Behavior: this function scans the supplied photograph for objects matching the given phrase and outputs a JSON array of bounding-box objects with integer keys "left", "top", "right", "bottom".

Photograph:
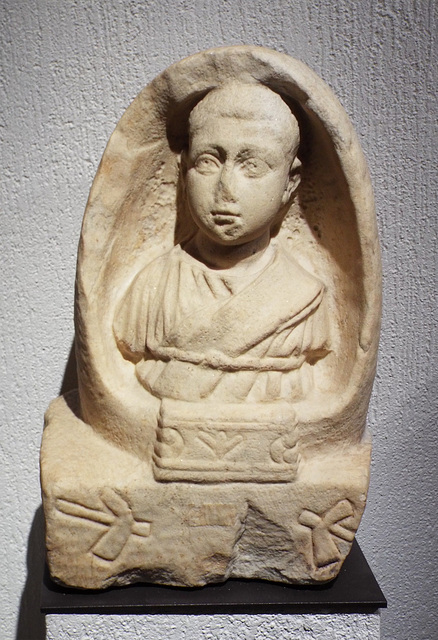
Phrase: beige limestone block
[{"left": 41, "top": 46, "right": 380, "bottom": 589}]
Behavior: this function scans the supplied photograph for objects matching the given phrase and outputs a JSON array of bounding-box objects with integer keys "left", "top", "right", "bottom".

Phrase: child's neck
[{"left": 187, "top": 230, "right": 274, "bottom": 275}]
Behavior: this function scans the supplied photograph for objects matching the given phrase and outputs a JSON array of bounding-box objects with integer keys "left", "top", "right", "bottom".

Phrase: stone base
[
  {"left": 41, "top": 392, "right": 371, "bottom": 589},
  {"left": 46, "top": 613, "right": 381, "bottom": 640}
]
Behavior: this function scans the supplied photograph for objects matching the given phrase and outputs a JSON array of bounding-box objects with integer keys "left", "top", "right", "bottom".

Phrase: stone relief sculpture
[{"left": 41, "top": 46, "right": 381, "bottom": 589}]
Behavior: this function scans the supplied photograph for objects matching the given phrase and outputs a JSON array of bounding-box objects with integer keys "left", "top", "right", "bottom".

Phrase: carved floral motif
[
  {"left": 56, "top": 488, "right": 151, "bottom": 561},
  {"left": 153, "top": 400, "right": 299, "bottom": 482},
  {"left": 299, "top": 499, "right": 356, "bottom": 567},
  {"left": 197, "top": 430, "right": 244, "bottom": 458}
]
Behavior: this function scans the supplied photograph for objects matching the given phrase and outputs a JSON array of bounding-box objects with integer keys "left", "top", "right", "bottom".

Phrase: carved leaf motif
[
  {"left": 298, "top": 499, "right": 356, "bottom": 568},
  {"left": 56, "top": 488, "right": 151, "bottom": 562},
  {"left": 197, "top": 430, "right": 244, "bottom": 459}
]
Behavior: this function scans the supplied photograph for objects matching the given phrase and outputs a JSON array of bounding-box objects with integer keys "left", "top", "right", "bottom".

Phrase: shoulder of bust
[
  {"left": 127, "top": 244, "right": 183, "bottom": 287},
  {"left": 275, "top": 242, "right": 325, "bottom": 295}
]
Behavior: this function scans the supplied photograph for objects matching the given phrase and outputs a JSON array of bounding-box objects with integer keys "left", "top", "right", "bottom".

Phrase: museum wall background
[{"left": 1, "top": 1, "right": 436, "bottom": 638}]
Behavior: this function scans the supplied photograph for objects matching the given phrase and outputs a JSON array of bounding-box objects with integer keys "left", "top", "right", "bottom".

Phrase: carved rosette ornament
[{"left": 40, "top": 46, "right": 381, "bottom": 589}]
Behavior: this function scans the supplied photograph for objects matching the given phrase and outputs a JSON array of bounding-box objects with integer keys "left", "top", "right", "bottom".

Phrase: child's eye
[
  {"left": 240, "top": 158, "right": 269, "bottom": 177},
  {"left": 194, "top": 154, "right": 221, "bottom": 174}
]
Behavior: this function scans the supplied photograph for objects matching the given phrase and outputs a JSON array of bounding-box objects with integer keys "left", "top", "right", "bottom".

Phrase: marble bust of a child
[
  {"left": 114, "top": 83, "right": 330, "bottom": 408},
  {"left": 41, "top": 47, "right": 380, "bottom": 589}
]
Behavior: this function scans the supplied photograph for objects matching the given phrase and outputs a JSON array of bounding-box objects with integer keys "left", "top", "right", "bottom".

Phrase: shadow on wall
[
  {"left": 15, "top": 506, "right": 46, "bottom": 640},
  {"left": 16, "top": 340, "right": 77, "bottom": 640},
  {"left": 60, "top": 339, "right": 78, "bottom": 395}
]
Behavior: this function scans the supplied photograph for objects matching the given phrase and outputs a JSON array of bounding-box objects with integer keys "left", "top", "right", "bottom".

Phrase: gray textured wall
[
  {"left": 45, "top": 613, "right": 381, "bottom": 639},
  {"left": 1, "top": 1, "right": 436, "bottom": 639}
]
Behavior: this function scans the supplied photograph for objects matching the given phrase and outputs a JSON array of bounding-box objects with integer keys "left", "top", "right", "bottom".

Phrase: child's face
[{"left": 185, "top": 114, "right": 296, "bottom": 247}]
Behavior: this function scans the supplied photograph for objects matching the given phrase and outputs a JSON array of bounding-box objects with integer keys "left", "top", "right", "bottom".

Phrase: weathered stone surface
[
  {"left": 42, "top": 392, "right": 370, "bottom": 588},
  {"left": 41, "top": 46, "right": 380, "bottom": 589}
]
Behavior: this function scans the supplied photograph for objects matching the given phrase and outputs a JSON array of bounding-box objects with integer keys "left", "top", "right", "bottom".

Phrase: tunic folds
[{"left": 114, "top": 242, "right": 330, "bottom": 403}]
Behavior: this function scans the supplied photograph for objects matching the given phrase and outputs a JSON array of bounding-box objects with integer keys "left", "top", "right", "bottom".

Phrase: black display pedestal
[{"left": 41, "top": 540, "right": 386, "bottom": 615}]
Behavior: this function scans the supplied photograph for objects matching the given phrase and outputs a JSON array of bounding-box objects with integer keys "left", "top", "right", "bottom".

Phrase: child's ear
[{"left": 282, "top": 156, "right": 301, "bottom": 205}]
